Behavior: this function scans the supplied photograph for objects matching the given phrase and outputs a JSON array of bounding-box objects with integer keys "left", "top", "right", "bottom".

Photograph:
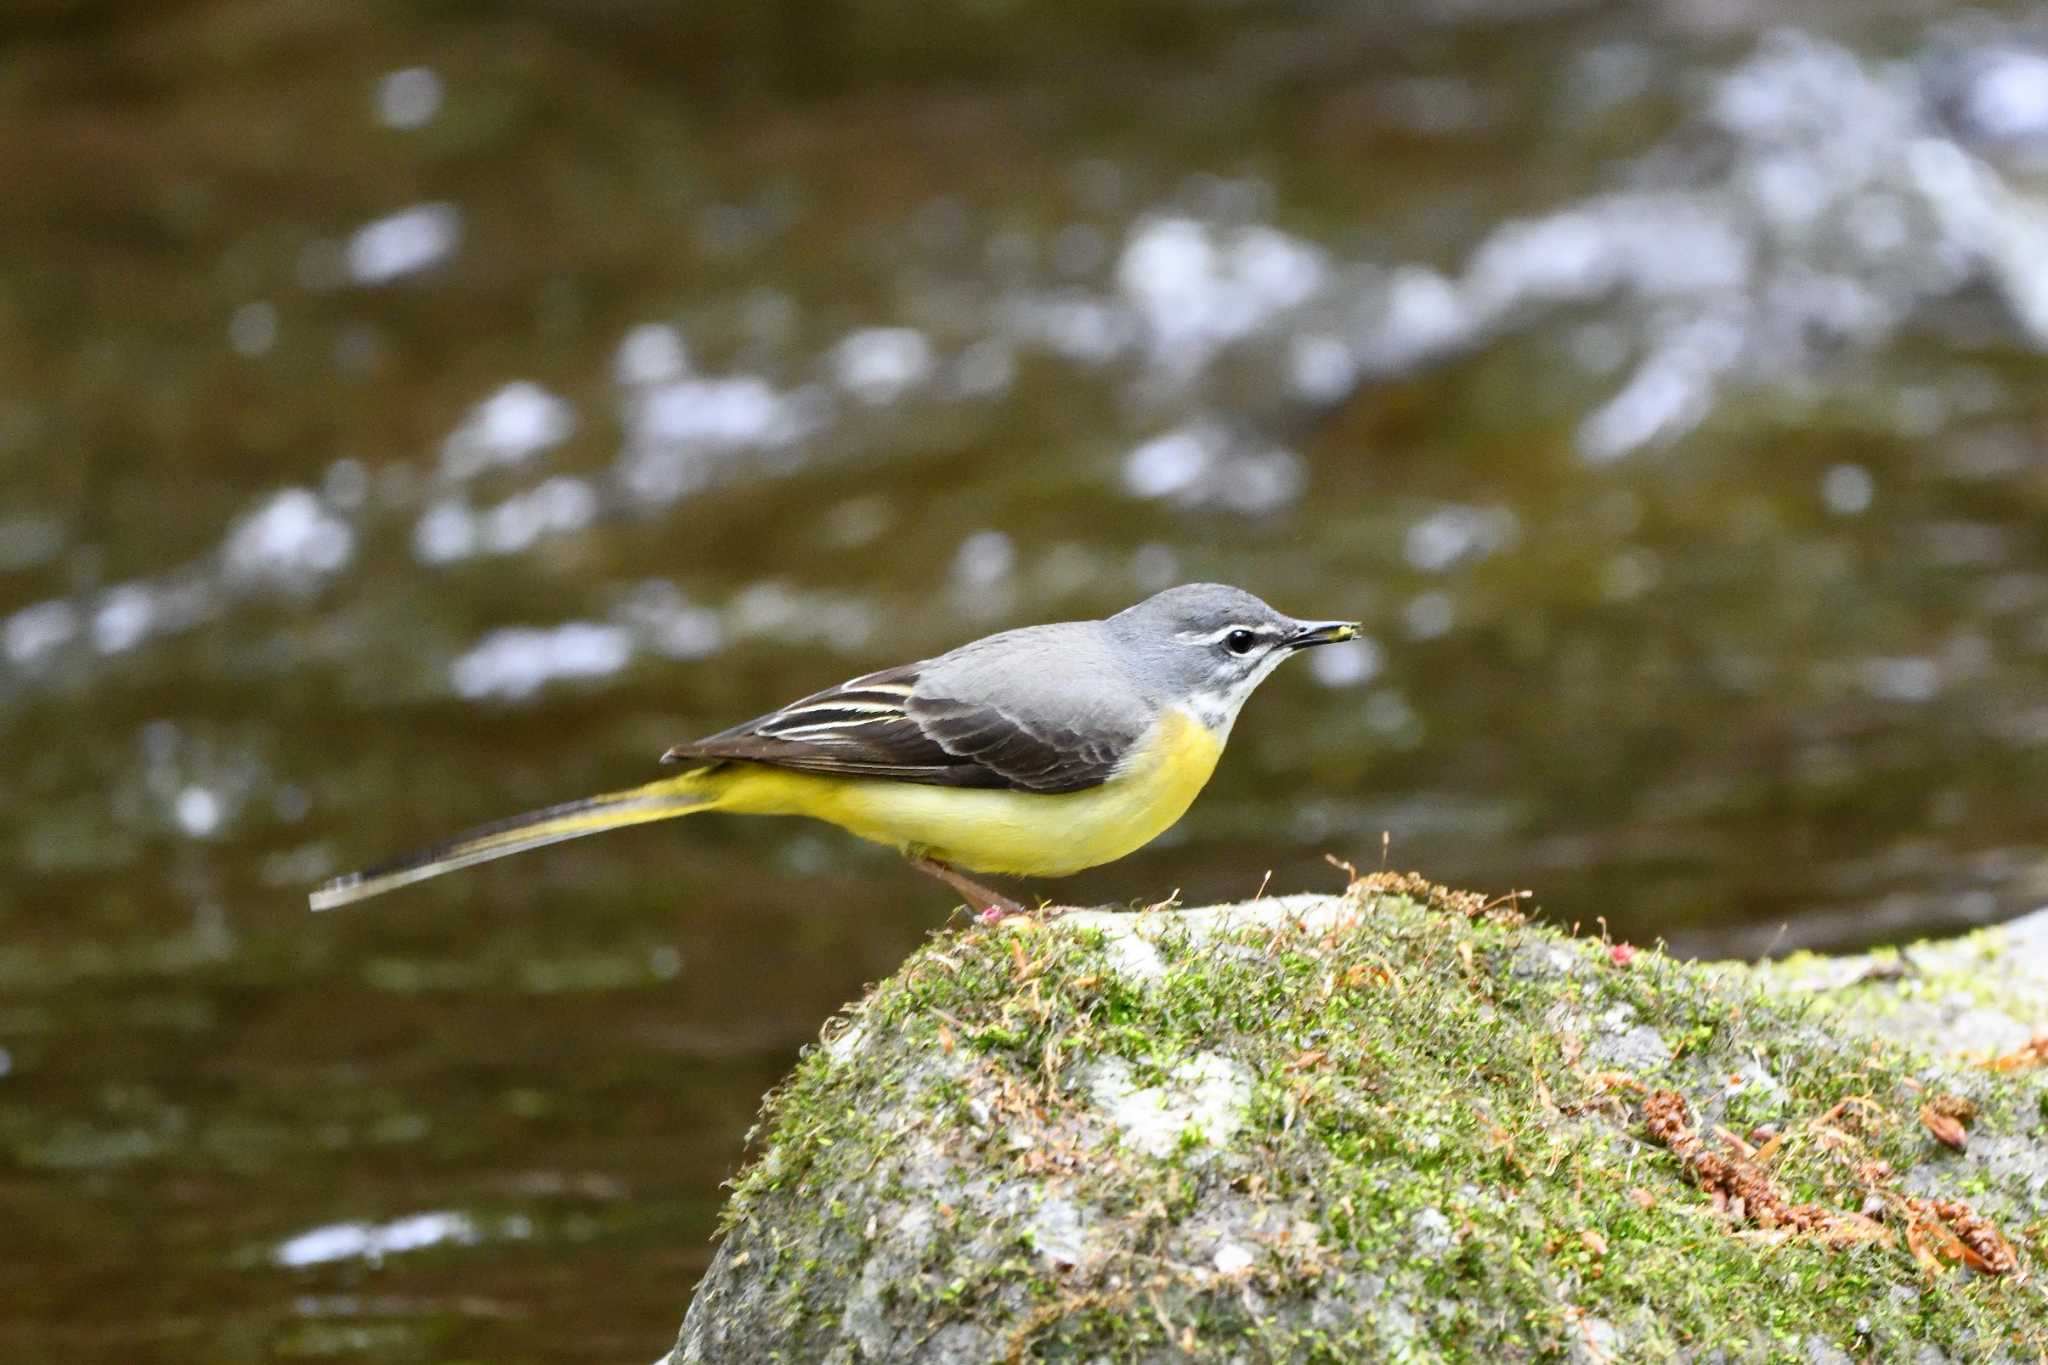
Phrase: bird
[{"left": 309, "top": 583, "right": 1358, "bottom": 919}]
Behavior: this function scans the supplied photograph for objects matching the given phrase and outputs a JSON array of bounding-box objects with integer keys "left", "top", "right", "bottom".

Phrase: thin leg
[{"left": 911, "top": 856, "right": 1025, "bottom": 924}]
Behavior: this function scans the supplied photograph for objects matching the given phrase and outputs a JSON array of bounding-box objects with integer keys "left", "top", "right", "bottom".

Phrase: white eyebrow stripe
[{"left": 1175, "top": 623, "right": 1284, "bottom": 645}]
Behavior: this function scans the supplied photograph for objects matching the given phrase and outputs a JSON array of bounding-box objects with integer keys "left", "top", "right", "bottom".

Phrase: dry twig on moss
[{"left": 1345, "top": 869, "right": 1528, "bottom": 926}]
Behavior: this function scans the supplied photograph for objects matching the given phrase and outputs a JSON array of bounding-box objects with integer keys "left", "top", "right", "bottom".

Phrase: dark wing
[
  {"left": 660, "top": 659, "right": 1133, "bottom": 793},
  {"left": 906, "top": 692, "right": 1131, "bottom": 792},
  {"left": 662, "top": 662, "right": 983, "bottom": 786}
]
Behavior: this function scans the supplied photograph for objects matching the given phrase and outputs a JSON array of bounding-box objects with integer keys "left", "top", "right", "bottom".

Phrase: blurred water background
[{"left": 7, "top": 0, "right": 2048, "bottom": 1359}]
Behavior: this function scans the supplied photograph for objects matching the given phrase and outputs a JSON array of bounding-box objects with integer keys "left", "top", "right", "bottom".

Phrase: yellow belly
[{"left": 703, "top": 709, "right": 1225, "bottom": 877}]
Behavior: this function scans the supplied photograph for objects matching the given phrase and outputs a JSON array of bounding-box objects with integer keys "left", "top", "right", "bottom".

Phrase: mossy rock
[
  {"left": 1747, "top": 907, "right": 2048, "bottom": 1058},
  {"left": 668, "top": 886, "right": 2048, "bottom": 1363}
]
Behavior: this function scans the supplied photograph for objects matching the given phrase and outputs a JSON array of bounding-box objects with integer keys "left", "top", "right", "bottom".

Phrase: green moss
[{"left": 693, "top": 889, "right": 2048, "bottom": 1363}]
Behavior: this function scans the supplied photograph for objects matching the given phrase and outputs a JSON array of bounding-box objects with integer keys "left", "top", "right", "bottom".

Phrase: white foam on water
[
  {"left": 376, "top": 67, "right": 443, "bottom": 130},
  {"left": 1000, "top": 291, "right": 1132, "bottom": 364},
  {"left": 1403, "top": 505, "right": 1520, "bottom": 573},
  {"left": 728, "top": 582, "right": 875, "bottom": 651},
  {"left": 832, "top": 328, "right": 934, "bottom": 404},
  {"left": 441, "top": 381, "right": 577, "bottom": 479},
  {"left": 1211, "top": 448, "right": 1305, "bottom": 514},
  {"left": 5, "top": 600, "right": 78, "bottom": 668},
  {"left": 613, "top": 580, "right": 726, "bottom": 661},
  {"left": 615, "top": 323, "right": 690, "bottom": 387},
  {"left": 1310, "top": 636, "right": 1382, "bottom": 688},
  {"left": 92, "top": 585, "right": 156, "bottom": 655},
  {"left": 1120, "top": 423, "right": 1306, "bottom": 514},
  {"left": 272, "top": 1211, "right": 480, "bottom": 1268},
  {"left": 479, "top": 478, "right": 599, "bottom": 556},
  {"left": 950, "top": 530, "right": 1015, "bottom": 590},
  {"left": 450, "top": 623, "right": 635, "bottom": 701},
  {"left": 1287, "top": 333, "right": 1355, "bottom": 402},
  {"left": 220, "top": 490, "right": 355, "bottom": 592},
  {"left": 1960, "top": 49, "right": 2048, "bottom": 141},
  {"left": 1118, "top": 218, "right": 1328, "bottom": 376},
  {"left": 346, "top": 202, "right": 461, "bottom": 285},
  {"left": 1358, "top": 266, "right": 1475, "bottom": 371},
  {"left": 412, "top": 498, "right": 478, "bottom": 564},
  {"left": 632, "top": 376, "right": 797, "bottom": 447},
  {"left": 1822, "top": 463, "right": 1876, "bottom": 515},
  {"left": 175, "top": 786, "right": 222, "bottom": 838},
  {"left": 1123, "top": 426, "right": 1217, "bottom": 500}
]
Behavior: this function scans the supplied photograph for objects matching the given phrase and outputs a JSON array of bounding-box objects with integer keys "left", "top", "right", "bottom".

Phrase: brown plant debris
[
  {"left": 1917, "top": 1096, "right": 1974, "bottom": 1152},
  {"left": 1903, "top": 1199, "right": 2018, "bottom": 1276},
  {"left": 1344, "top": 868, "right": 1528, "bottom": 926},
  {"left": 1641, "top": 1091, "right": 2015, "bottom": 1274},
  {"left": 1923, "top": 1092, "right": 1978, "bottom": 1124},
  {"left": 1980, "top": 1034, "right": 2048, "bottom": 1072},
  {"left": 1642, "top": 1091, "right": 1830, "bottom": 1233}
]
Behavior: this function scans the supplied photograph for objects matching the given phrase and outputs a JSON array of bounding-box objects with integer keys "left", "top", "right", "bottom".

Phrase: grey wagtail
[{"left": 309, "top": 583, "right": 1357, "bottom": 919}]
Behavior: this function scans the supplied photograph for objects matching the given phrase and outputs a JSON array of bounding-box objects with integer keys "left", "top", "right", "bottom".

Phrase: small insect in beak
[{"left": 1284, "top": 621, "right": 1360, "bottom": 650}]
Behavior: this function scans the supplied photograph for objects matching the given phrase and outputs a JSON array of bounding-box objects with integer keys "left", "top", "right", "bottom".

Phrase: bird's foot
[{"left": 910, "top": 856, "right": 1026, "bottom": 924}]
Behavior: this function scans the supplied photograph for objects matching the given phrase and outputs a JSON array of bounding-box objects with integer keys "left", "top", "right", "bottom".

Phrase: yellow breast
[{"left": 704, "top": 709, "right": 1226, "bottom": 878}]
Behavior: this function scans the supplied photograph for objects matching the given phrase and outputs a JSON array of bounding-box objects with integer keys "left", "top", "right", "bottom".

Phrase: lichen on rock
[{"left": 668, "top": 885, "right": 2048, "bottom": 1363}]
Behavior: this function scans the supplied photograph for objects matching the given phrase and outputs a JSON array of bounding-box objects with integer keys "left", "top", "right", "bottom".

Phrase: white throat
[{"left": 1184, "top": 651, "right": 1292, "bottom": 740}]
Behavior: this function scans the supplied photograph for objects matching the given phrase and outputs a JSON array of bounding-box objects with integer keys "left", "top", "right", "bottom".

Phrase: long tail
[{"left": 309, "top": 772, "right": 717, "bottom": 912}]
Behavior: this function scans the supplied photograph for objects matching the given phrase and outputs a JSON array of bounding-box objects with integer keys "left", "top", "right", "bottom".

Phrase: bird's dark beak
[{"left": 1285, "top": 620, "right": 1360, "bottom": 650}]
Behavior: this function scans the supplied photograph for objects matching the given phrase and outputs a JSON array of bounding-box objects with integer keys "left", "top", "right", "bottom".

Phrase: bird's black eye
[{"left": 1224, "top": 629, "right": 1259, "bottom": 656}]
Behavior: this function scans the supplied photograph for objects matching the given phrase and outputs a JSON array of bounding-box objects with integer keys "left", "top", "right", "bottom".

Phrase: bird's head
[{"left": 1107, "top": 583, "right": 1359, "bottom": 734}]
